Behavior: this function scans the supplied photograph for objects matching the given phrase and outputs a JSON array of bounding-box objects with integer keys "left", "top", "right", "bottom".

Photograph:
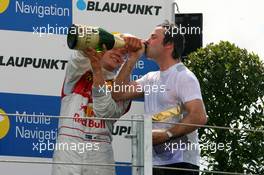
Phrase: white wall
[{"left": 176, "top": 0, "right": 264, "bottom": 60}]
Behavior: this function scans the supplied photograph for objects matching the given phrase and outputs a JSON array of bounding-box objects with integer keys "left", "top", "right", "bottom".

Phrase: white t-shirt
[{"left": 136, "top": 62, "right": 203, "bottom": 166}]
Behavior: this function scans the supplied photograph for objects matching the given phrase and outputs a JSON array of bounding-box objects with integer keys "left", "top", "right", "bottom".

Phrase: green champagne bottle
[{"left": 67, "top": 24, "right": 125, "bottom": 51}]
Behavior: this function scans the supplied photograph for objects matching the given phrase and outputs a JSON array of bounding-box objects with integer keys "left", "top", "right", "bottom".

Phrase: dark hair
[{"left": 157, "top": 20, "right": 185, "bottom": 60}]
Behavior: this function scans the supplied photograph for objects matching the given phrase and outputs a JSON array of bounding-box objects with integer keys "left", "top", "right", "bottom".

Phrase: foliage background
[{"left": 185, "top": 41, "right": 264, "bottom": 174}]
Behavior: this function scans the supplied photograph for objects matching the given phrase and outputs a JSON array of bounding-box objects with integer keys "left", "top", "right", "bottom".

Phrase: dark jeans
[{"left": 153, "top": 162, "right": 199, "bottom": 175}]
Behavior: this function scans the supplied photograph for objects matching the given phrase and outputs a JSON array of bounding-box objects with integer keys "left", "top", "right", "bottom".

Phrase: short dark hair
[{"left": 157, "top": 20, "right": 185, "bottom": 60}]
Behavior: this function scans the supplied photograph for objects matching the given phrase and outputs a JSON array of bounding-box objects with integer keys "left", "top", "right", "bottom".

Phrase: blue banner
[
  {"left": 0, "top": 0, "right": 72, "bottom": 34},
  {"left": 0, "top": 92, "right": 60, "bottom": 158}
]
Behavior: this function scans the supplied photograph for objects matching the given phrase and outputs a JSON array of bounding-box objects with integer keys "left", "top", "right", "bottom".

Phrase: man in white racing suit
[{"left": 52, "top": 38, "right": 141, "bottom": 175}]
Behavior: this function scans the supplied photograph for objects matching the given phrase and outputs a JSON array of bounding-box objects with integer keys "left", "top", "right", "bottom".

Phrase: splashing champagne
[{"left": 67, "top": 24, "right": 125, "bottom": 51}]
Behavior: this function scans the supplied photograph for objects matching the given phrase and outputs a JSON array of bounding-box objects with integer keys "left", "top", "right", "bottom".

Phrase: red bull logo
[
  {"left": 80, "top": 104, "right": 94, "bottom": 117},
  {"left": 73, "top": 113, "right": 105, "bottom": 128}
]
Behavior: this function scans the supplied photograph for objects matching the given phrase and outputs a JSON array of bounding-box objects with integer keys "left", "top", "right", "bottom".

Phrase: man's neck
[{"left": 157, "top": 57, "right": 181, "bottom": 71}]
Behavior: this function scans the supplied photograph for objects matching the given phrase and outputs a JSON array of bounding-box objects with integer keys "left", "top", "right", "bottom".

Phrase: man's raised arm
[{"left": 112, "top": 37, "right": 145, "bottom": 101}]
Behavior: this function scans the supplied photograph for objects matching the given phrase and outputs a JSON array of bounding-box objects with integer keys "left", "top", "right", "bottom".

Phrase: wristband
[{"left": 166, "top": 130, "right": 174, "bottom": 139}]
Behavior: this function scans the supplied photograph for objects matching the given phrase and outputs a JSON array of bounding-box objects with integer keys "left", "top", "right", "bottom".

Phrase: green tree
[{"left": 185, "top": 41, "right": 264, "bottom": 174}]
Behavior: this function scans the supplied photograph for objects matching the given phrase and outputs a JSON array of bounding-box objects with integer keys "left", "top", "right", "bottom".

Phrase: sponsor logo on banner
[
  {"left": 0, "top": 55, "right": 68, "bottom": 70},
  {"left": 112, "top": 125, "right": 131, "bottom": 136},
  {"left": 0, "top": 93, "right": 135, "bottom": 158},
  {"left": 0, "top": 93, "right": 60, "bottom": 158},
  {"left": 0, "top": 94, "right": 133, "bottom": 174},
  {"left": 76, "top": 0, "right": 162, "bottom": 16},
  {"left": 131, "top": 54, "right": 159, "bottom": 81},
  {"left": 0, "top": 0, "right": 72, "bottom": 34},
  {"left": 0, "top": 108, "right": 10, "bottom": 139},
  {"left": 0, "top": 0, "right": 10, "bottom": 14}
]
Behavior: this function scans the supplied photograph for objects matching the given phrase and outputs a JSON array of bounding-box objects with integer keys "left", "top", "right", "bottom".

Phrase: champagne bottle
[
  {"left": 67, "top": 24, "right": 125, "bottom": 51},
  {"left": 152, "top": 106, "right": 182, "bottom": 121}
]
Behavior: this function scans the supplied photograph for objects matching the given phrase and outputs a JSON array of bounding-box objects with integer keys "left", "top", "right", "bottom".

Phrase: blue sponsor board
[
  {"left": 132, "top": 54, "right": 159, "bottom": 80},
  {"left": 0, "top": 0, "right": 72, "bottom": 34},
  {"left": 0, "top": 92, "right": 132, "bottom": 174},
  {"left": 116, "top": 162, "right": 132, "bottom": 175},
  {"left": 0, "top": 92, "right": 60, "bottom": 158},
  {"left": 132, "top": 54, "right": 159, "bottom": 102}
]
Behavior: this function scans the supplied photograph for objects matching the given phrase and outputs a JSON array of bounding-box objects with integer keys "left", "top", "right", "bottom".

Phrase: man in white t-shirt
[{"left": 112, "top": 20, "right": 207, "bottom": 175}]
